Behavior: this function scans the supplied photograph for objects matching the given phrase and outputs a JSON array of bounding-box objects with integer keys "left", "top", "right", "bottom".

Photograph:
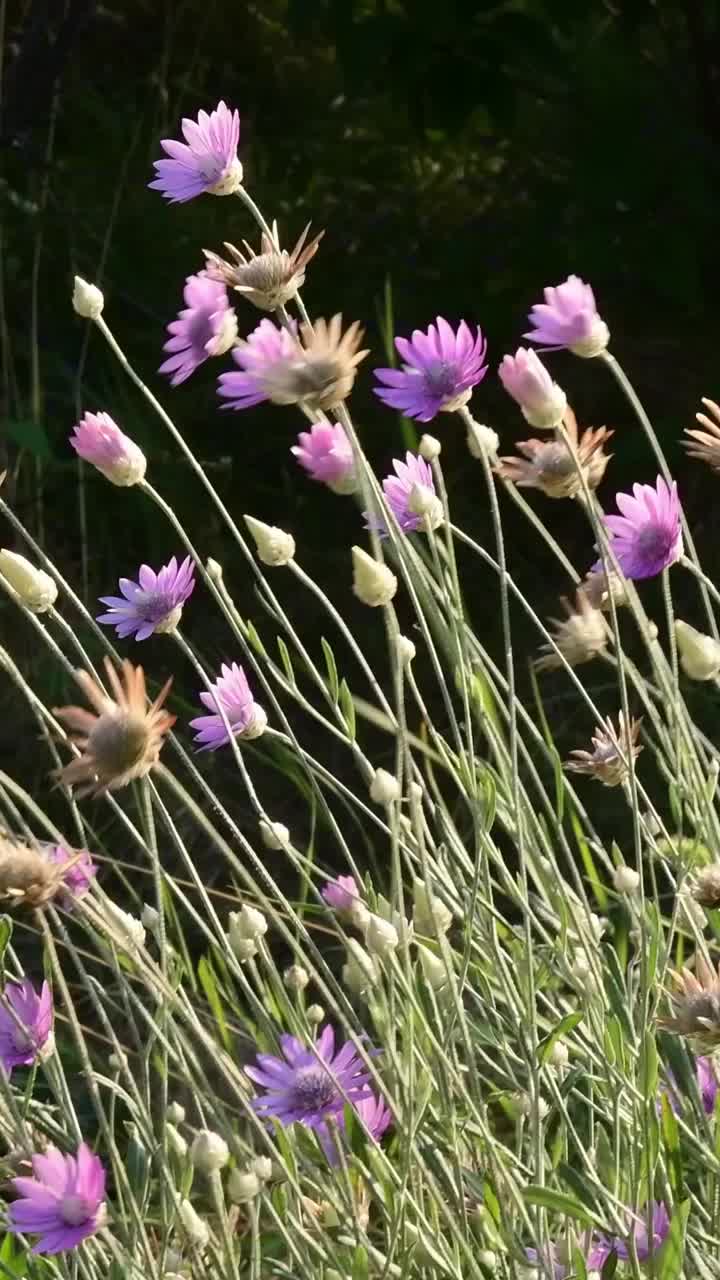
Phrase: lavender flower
[
  {"left": 597, "top": 475, "right": 683, "bottom": 580},
  {"left": 45, "top": 845, "right": 97, "bottom": 906},
  {"left": 366, "top": 452, "right": 443, "bottom": 536},
  {"left": 355, "top": 1091, "right": 393, "bottom": 1141},
  {"left": 498, "top": 348, "right": 567, "bottom": 430},
  {"left": 660, "top": 1057, "right": 718, "bottom": 1116},
  {"left": 246, "top": 1024, "right": 372, "bottom": 1130},
  {"left": 9, "top": 1143, "right": 106, "bottom": 1254},
  {"left": 0, "top": 980, "right": 53, "bottom": 1074},
  {"left": 190, "top": 662, "right": 266, "bottom": 750},
  {"left": 217, "top": 318, "right": 300, "bottom": 411},
  {"left": 69, "top": 412, "right": 146, "bottom": 487},
  {"left": 291, "top": 422, "right": 357, "bottom": 494},
  {"left": 322, "top": 876, "right": 361, "bottom": 913},
  {"left": 595, "top": 1202, "right": 670, "bottom": 1266},
  {"left": 159, "top": 274, "right": 237, "bottom": 386},
  {"left": 149, "top": 101, "right": 242, "bottom": 203},
  {"left": 97, "top": 556, "right": 195, "bottom": 640},
  {"left": 373, "top": 318, "right": 487, "bottom": 422},
  {"left": 524, "top": 275, "right": 609, "bottom": 357}
]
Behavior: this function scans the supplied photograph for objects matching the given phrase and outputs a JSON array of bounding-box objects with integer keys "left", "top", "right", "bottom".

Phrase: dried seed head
[
  {"left": 534, "top": 589, "right": 607, "bottom": 672},
  {"left": 658, "top": 954, "right": 720, "bottom": 1050},
  {"left": 498, "top": 409, "right": 613, "bottom": 500},
  {"left": 582, "top": 566, "right": 628, "bottom": 612},
  {"left": 54, "top": 657, "right": 175, "bottom": 794},
  {"left": 262, "top": 316, "right": 368, "bottom": 412},
  {"left": 692, "top": 865, "right": 720, "bottom": 909},
  {"left": 0, "top": 837, "right": 65, "bottom": 909},
  {"left": 684, "top": 398, "right": 720, "bottom": 472},
  {"left": 565, "top": 713, "right": 643, "bottom": 787},
  {"left": 204, "top": 222, "right": 324, "bottom": 311}
]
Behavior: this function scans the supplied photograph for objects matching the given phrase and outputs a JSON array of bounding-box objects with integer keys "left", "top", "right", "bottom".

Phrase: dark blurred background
[{"left": 2, "top": 0, "right": 720, "bottom": 863}]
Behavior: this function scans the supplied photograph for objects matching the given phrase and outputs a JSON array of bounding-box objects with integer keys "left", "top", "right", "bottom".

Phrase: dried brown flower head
[
  {"left": 565, "top": 713, "right": 642, "bottom": 787},
  {"left": 582, "top": 566, "right": 628, "bottom": 612},
  {"left": 658, "top": 955, "right": 720, "bottom": 1050},
  {"left": 692, "top": 865, "right": 720, "bottom": 910},
  {"left": 204, "top": 221, "right": 324, "bottom": 312},
  {"left": 684, "top": 398, "right": 720, "bottom": 471},
  {"left": 0, "top": 835, "right": 66, "bottom": 908},
  {"left": 54, "top": 657, "right": 174, "bottom": 795},
  {"left": 497, "top": 408, "right": 613, "bottom": 499},
  {"left": 534, "top": 589, "right": 607, "bottom": 672},
  {"left": 262, "top": 315, "right": 368, "bottom": 412}
]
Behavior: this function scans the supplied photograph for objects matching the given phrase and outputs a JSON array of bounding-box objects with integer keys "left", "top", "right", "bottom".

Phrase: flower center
[
  {"left": 423, "top": 360, "right": 459, "bottom": 400},
  {"left": 88, "top": 712, "right": 149, "bottom": 778},
  {"left": 60, "top": 1194, "right": 90, "bottom": 1226},
  {"left": 290, "top": 1065, "right": 337, "bottom": 1114},
  {"left": 135, "top": 589, "right": 178, "bottom": 625}
]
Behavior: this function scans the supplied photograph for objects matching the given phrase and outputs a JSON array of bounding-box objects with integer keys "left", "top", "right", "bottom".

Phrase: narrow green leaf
[
  {"left": 523, "top": 1185, "right": 596, "bottom": 1226},
  {"left": 0, "top": 918, "right": 13, "bottom": 985},
  {"left": 538, "top": 1011, "right": 583, "bottom": 1064},
  {"left": 339, "top": 679, "right": 356, "bottom": 740},
  {"left": 246, "top": 621, "right": 267, "bottom": 656},
  {"left": 640, "top": 1029, "right": 659, "bottom": 1101},
  {"left": 656, "top": 1200, "right": 689, "bottom": 1280},
  {"left": 321, "top": 637, "right": 340, "bottom": 702},
  {"left": 569, "top": 808, "right": 607, "bottom": 910},
  {"left": 277, "top": 637, "right": 297, "bottom": 687},
  {"left": 198, "top": 955, "right": 231, "bottom": 1052},
  {"left": 5, "top": 419, "right": 52, "bottom": 460}
]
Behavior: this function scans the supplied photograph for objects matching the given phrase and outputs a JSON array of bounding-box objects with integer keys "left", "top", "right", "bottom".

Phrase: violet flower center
[
  {"left": 422, "top": 360, "right": 459, "bottom": 399},
  {"left": 187, "top": 310, "right": 216, "bottom": 352},
  {"left": 290, "top": 1065, "right": 337, "bottom": 1113},
  {"left": 134, "top": 589, "right": 177, "bottom": 623},
  {"left": 636, "top": 523, "right": 673, "bottom": 565},
  {"left": 60, "top": 1194, "right": 91, "bottom": 1226}
]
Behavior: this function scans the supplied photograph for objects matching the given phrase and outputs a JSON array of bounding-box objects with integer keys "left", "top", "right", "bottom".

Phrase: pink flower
[
  {"left": 525, "top": 275, "right": 609, "bottom": 357},
  {"left": 498, "top": 348, "right": 567, "bottom": 430},
  {"left": 159, "top": 274, "right": 237, "bottom": 386},
  {"left": 97, "top": 556, "right": 195, "bottom": 640},
  {"left": 322, "top": 876, "right": 361, "bottom": 913},
  {"left": 366, "top": 452, "right": 442, "bottom": 536},
  {"left": 374, "top": 318, "right": 487, "bottom": 422},
  {"left": 9, "top": 1143, "right": 106, "bottom": 1254},
  {"left": 597, "top": 475, "right": 683, "bottom": 580},
  {"left": 149, "top": 101, "right": 242, "bottom": 203},
  {"left": 69, "top": 412, "right": 146, "bottom": 487},
  {"left": 45, "top": 845, "right": 97, "bottom": 907},
  {"left": 217, "top": 318, "right": 300, "bottom": 411},
  {"left": 291, "top": 422, "right": 356, "bottom": 494},
  {"left": 0, "top": 979, "right": 53, "bottom": 1074},
  {"left": 190, "top": 662, "right": 266, "bottom": 750}
]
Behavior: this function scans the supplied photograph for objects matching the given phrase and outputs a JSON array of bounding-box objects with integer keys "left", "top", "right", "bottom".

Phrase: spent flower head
[
  {"left": 69, "top": 411, "right": 146, "bottom": 487},
  {"left": 149, "top": 100, "right": 242, "bottom": 202},
  {"left": 658, "top": 955, "right": 720, "bottom": 1049},
  {"left": 534, "top": 590, "right": 607, "bottom": 672},
  {"left": 291, "top": 421, "right": 357, "bottom": 494},
  {"left": 692, "top": 865, "right": 720, "bottom": 909},
  {"left": 246, "top": 1024, "right": 372, "bottom": 1131},
  {"left": 267, "top": 315, "right": 368, "bottom": 412},
  {"left": 97, "top": 555, "right": 195, "bottom": 640},
  {"left": 498, "top": 408, "right": 612, "bottom": 499},
  {"left": 205, "top": 221, "right": 323, "bottom": 311},
  {"left": 565, "top": 713, "right": 642, "bottom": 787},
  {"left": 0, "top": 979, "right": 53, "bottom": 1074},
  {"left": 159, "top": 274, "right": 237, "bottom": 386},
  {"left": 684, "top": 397, "right": 720, "bottom": 471},
  {"left": 9, "top": 1143, "right": 106, "bottom": 1254},
  {"left": 54, "top": 657, "right": 174, "bottom": 794},
  {"left": 524, "top": 275, "right": 609, "bottom": 357},
  {"left": 373, "top": 317, "right": 487, "bottom": 422},
  {"left": 596, "top": 475, "right": 682, "bottom": 580},
  {"left": 189, "top": 661, "right": 266, "bottom": 750}
]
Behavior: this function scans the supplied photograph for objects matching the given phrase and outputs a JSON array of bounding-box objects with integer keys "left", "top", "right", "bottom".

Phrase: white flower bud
[
  {"left": 229, "top": 904, "right": 268, "bottom": 944},
  {"left": 103, "top": 902, "right": 146, "bottom": 951},
  {"left": 478, "top": 1251, "right": 497, "bottom": 1269},
  {"left": 178, "top": 1198, "right": 210, "bottom": 1247},
  {"left": 167, "top": 1101, "right": 186, "bottom": 1124},
  {"left": 284, "top": 963, "right": 310, "bottom": 992},
  {"left": 369, "top": 768, "right": 400, "bottom": 805},
  {"left": 228, "top": 1168, "right": 260, "bottom": 1203},
  {"left": 351, "top": 546, "right": 397, "bottom": 607},
  {"left": 140, "top": 902, "right": 160, "bottom": 931},
  {"left": 569, "top": 950, "right": 591, "bottom": 984},
  {"left": 365, "top": 912, "right": 399, "bottom": 957},
  {"left": 675, "top": 620, "right": 720, "bottom": 681},
  {"left": 418, "top": 434, "right": 441, "bottom": 461},
  {"left": 190, "top": 1129, "right": 229, "bottom": 1173},
  {"left": 513, "top": 1092, "right": 549, "bottom": 1119},
  {"left": 397, "top": 634, "right": 416, "bottom": 664},
  {"left": 412, "top": 878, "right": 453, "bottom": 937},
  {"left": 306, "top": 1003, "right": 325, "bottom": 1025},
  {"left": 108, "top": 1051, "right": 127, "bottom": 1072},
  {"left": 613, "top": 865, "right": 640, "bottom": 895},
  {"left": 343, "top": 939, "right": 380, "bottom": 995},
  {"left": 250, "top": 1155, "right": 273, "bottom": 1182},
  {"left": 259, "top": 819, "right": 289, "bottom": 849},
  {"left": 548, "top": 1040, "right": 569, "bottom": 1069},
  {"left": 348, "top": 898, "right": 371, "bottom": 930},
  {"left": 244, "top": 515, "right": 295, "bottom": 566},
  {"left": 167, "top": 1124, "right": 188, "bottom": 1159},
  {"left": 465, "top": 419, "right": 500, "bottom": 460},
  {"left": 72, "top": 275, "right": 104, "bottom": 320},
  {"left": 418, "top": 943, "right": 448, "bottom": 990},
  {"left": 229, "top": 936, "right": 258, "bottom": 963},
  {"left": 205, "top": 557, "right": 223, "bottom": 583},
  {"left": 0, "top": 550, "right": 57, "bottom": 613},
  {"left": 407, "top": 483, "right": 444, "bottom": 529}
]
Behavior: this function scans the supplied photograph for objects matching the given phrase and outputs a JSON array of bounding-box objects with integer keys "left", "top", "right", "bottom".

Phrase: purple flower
[
  {"left": 0, "top": 979, "right": 53, "bottom": 1074},
  {"left": 322, "top": 876, "right": 361, "bottom": 914},
  {"left": 597, "top": 476, "right": 683, "bottom": 580},
  {"left": 659, "top": 1056, "right": 718, "bottom": 1116},
  {"left": 149, "top": 101, "right": 242, "bottom": 203},
  {"left": 596, "top": 1201, "right": 671, "bottom": 1266},
  {"left": 97, "top": 556, "right": 195, "bottom": 641},
  {"left": 159, "top": 274, "right": 237, "bottom": 386},
  {"left": 373, "top": 318, "right": 487, "bottom": 422},
  {"left": 525, "top": 1235, "right": 608, "bottom": 1278},
  {"left": 355, "top": 1091, "right": 393, "bottom": 1141},
  {"left": 291, "top": 422, "right": 356, "bottom": 494},
  {"left": 69, "top": 412, "right": 146, "bottom": 487},
  {"left": 9, "top": 1143, "right": 106, "bottom": 1254},
  {"left": 366, "top": 451, "right": 442, "bottom": 536},
  {"left": 246, "top": 1024, "right": 373, "bottom": 1130},
  {"left": 525, "top": 275, "right": 609, "bottom": 358},
  {"left": 45, "top": 845, "right": 97, "bottom": 907},
  {"left": 217, "top": 318, "right": 299, "bottom": 411},
  {"left": 498, "top": 348, "right": 567, "bottom": 430},
  {"left": 189, "top": 662, "right": 266, "bottom": 750}
]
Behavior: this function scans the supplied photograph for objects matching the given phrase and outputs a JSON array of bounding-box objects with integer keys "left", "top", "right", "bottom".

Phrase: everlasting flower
[
  {"left": 693, "top": 864, "right": 720, "bottom": 909},
  {"left": 534, "top": 589, "right": 607, "bottom": 672},
  {"left": 565, "top": 713, "right": 642, "bottom": 787},
  {"left": 0, "top": 980, "right": 53, "bottom": 1074},
  {"left": 498, "top": 348, "right": 567, "bottom": 430},
  {"left": 243, "top": 515, "right": 295, "bottom": 566},
  {"left": 595, "top": 1202, "right": 670, "bottom": 1267},
  {"left": 9, "top": 1143, "right": 106, "bottom": 1254},
  {"left": 149, "top": 100, "right": 242, "bottom": 203},
  {"left": 675, "top": 620, "right": 720, "bottom": 681},
  {"left": 374, "top": 317, "right": 487, "bottom": 422},
  {"left": 44, "top": 845, "right": 97, "bottom": 906},
  {"left": 524, "top": 275, "right": 609, "bottom": 357},
  {"left": 351, "top": 547, "right": 397, "bottom": 607},
  {"left": 72, "top": 277, "right": 104, "bottom": 321},
  {"left": 219, "top": 315, "right": 367, "bottom": 414},
  {"left": 318, "top": 1089, "right": 392, "bottom": 1162},
  {"left": 205, "top": 221, "right": 323, "bottom": 311},
  {"left": 597, "top": 475, "right": 682, "bottom": 580},
  {"left": 322, "top": 875, "right": 362, "bottom": 915},
  {"left": 0, "top": 550, "right": 57, "bottom": 613},
  {"left": 291, "top": 421, "right": 357, "bottom": 494},
  {"left": 69, "top": 412, "right": 146, "bottom": 487},
  {"left": 97, "top": 555, "right": 195, "bottom": 641},
  {"left": 217, "top": 317, "right": 300, "bottom": 410},
  {"left": 366, "top": 451, "right": 443, "bottom": 536},
  {"left": 246, "top": 1024, "right": 372, "bottom": 1130},
  {"left": 497, "top": 408, "right": 612, "bottom": 499},
  {"left": 159, "top": 274, "right": 237, "bottom": 386},
  {"left": 54, "top": 657, "right": 174, "bottom": 794},
  {"left": 189, "top": 661, "right": 266, "bottom": 750},
  {"left": 684, "top": 397, "right": 720, "bottom": 471},
  {"left": 659, "top": 955, "right": 720, "bottom": 1049},
  {"left": 365, "top": 913, "right": 399, "bottom": 957}
]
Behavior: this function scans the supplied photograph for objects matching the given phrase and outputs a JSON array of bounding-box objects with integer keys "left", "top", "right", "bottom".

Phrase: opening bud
[
  {"left": 0, "top": 550, "right": 57, "bottom": 613},
  {"left": 72, "top": 276, "right": 104, "bottom": 320},
  {"left": 244, "top": 515, "right": 295, "bottom": 566},
  {"left": 351, "top": 546, "right": 397, "bottom": 607}
]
